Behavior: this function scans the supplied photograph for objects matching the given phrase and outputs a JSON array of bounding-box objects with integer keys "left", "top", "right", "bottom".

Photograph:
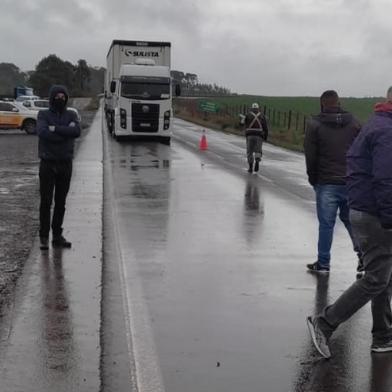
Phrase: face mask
[{"left": 53, "top": 98, "right": 66, "bottom": 112}]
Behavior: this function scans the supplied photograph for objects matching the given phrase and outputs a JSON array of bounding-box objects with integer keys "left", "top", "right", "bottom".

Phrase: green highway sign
[{"left": 198, "top": 100, "right": 219, "bottom": 113}]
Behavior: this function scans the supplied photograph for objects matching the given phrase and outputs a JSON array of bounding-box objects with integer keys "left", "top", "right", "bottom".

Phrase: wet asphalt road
[
  {"left": 1, "top": 111, "right": 391, "bottom": 392},
  {"left": 101, "top": 118, "right": 392, "bottom": 392}
]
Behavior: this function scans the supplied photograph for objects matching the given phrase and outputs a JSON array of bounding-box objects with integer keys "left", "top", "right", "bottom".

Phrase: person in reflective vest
[{"left": 244, "top": 103, "right": 269, "bottom": 173}]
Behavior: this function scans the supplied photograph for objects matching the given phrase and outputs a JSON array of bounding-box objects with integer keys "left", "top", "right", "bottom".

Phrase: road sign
[{"left": 198, "top": 100, "right": 219, "bottom": 113}]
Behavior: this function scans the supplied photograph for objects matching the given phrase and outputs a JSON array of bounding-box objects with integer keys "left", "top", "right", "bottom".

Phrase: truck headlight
[
  {"left": 164, "top": 110, "right": 170, "bottom": 130},
  {"left": 120, "top": 109, "right": 127, "bottom": 129}
]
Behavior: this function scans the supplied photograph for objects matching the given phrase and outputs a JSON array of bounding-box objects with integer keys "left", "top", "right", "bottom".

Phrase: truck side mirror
[
  {"left": 110, "top": 81, "right": 116, "bottom": 93},
  {"left": 175, "top": 84, "right": 181, "bottom": 97}
]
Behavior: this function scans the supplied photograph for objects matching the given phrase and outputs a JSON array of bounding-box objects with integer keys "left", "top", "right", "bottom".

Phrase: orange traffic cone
[{"left": 199, "top": 130, "right": 208, "bottom": 150}]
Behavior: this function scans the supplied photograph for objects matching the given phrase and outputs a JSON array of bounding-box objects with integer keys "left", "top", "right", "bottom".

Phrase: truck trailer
[{"left": 104, "top": 40, "right": 180, "bottom": 144}]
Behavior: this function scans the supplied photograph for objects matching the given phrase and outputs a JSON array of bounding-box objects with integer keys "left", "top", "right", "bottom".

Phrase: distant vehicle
[
  {"left": 0, "top": 100, "right": 38, "bottom": 134},
  {"left": 22, "top": 99, "right": 82, "bottom": 122},
  {"left": 104, "top": 39, "right": 181, "bottom": 144},
  {"left": 22, "top": 99, "right": 49, "bottom": 110},
  {"left": 15, "top": 95, "right": 40, "bottom": 102},
  {"left": 14, "top": 85, "right": 35, "bottom": 100}
]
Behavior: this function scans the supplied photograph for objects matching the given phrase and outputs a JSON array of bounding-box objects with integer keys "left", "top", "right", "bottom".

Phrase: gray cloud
[{"left": 1, "top": 0, "right": 391, "bottom": 96}]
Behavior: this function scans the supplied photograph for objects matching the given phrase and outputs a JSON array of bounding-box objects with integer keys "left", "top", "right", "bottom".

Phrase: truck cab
[
  {"left": 110, "top": 62, "right": 172, "bottom": 143},
  {"left": 105, "top": 40, "right": 179, "bottom": 144}
]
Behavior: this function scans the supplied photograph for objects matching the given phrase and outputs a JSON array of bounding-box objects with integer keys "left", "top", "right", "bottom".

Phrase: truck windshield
[{"left": 120, "top": 76, "right": 170, "bottom": 100}]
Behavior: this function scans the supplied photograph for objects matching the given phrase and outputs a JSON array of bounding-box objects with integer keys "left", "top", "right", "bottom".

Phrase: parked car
[
  {"left": 22, "top": 99, "right": 82, "bottom": 122},
  {"left": 15, "top": 95, "right": 40, "bottom": 102},
  {"left": 0, "top": 100, "right": 38, "bottom": 134}
]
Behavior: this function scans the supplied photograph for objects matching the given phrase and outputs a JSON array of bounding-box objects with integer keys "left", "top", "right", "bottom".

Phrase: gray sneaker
[
  {"left": 306, "top": 316, "right": 331, "bottom": 358},
  {"left": 371, "top": 339, "right": 392, "bottom": 353}
]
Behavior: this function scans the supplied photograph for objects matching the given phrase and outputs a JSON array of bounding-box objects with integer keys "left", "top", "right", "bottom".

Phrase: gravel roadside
[{"left": 0, "top": 103, "right": 98, "bottom": 314}]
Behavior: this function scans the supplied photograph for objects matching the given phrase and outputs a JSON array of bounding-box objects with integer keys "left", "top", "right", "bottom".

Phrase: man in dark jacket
[
  {"left": 307, "top": 87, "right": 392, "bottom": 358},
  {"left": 304, "top": 90, "right": 361, "bottom": 273},
  {"left": 244, "top": 103, "right": 268, "bottom": 173},
  {"left": 37, "top": 85, "right": 81, "bottom": 250}
]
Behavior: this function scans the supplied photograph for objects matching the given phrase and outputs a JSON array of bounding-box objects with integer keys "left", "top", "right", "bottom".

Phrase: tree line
[
  {"left": 0, "top": 57, "right": 231, "bottom": 99},
  {"left": 0, "top": 55, "right": 104, "bottom": 98},
  {"left": 171, "top": 70, "right": 232, "bottom": 96}
]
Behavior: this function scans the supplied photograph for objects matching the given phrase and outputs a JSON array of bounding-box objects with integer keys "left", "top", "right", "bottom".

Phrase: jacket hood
[
  {"left": 49, "top": 85, "right": 69, "bottom": 110},
  {"left": 374, "top": 102, "right": 392, "bottom": 113},
  {"left": 316, "top": 108, "right": 353, "bottom": 127}
]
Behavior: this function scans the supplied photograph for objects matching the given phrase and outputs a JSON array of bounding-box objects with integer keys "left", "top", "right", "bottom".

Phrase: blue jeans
[{"left": 315, "top": 184, "right": 358, "bottom": 268}]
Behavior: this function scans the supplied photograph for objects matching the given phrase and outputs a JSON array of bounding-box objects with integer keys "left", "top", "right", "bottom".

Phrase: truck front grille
[{"left": 131, "top": 103, "right": 159, "bottom": 132}]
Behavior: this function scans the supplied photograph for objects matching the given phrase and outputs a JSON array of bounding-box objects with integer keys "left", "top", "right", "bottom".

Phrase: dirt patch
[{"left": 0, "top": 108, "right": 98, "bottom": 314}]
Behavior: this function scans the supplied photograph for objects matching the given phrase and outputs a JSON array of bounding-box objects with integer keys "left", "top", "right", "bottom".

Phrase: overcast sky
[{"left": 1, "top": 0, "right": 391, "bottom": 97}]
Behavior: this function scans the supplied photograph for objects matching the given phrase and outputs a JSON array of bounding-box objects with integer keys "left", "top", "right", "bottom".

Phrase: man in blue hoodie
[
  {"left": 307, "top": 87, "right": 392, "bottom": 358},
  {"left": 36, "top": 85, "right": 81, "bottom": 250}
]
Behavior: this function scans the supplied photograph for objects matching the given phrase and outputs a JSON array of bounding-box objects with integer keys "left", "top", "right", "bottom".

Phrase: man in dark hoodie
[
  {"left": 244, "top": 103, "right": 269, "bottom": 173},
  {"left": 36, "top": 85, "right": 81, "bottom": 250},
  {"left": 304, "top": 90, "right": 361, "bottom": 273},
  {"left": 307, "top": 87, "right": 392, "bottom": 358}
]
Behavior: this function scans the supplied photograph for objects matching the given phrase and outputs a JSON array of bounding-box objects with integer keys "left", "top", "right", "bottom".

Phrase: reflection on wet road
[
  {"left": 0, "top": 248, "right": 84, "bottom": 391},
  {"left": 104, "top": 121, "right": 388, "bottom": 392},
  {"left": 41, "top": 249, "right": 76, "bottom": 378}
]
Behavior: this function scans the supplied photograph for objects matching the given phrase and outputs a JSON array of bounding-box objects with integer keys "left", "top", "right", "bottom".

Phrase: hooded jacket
[
  {"left": 347, "top": 102, "right": 392, "bottom": 228},
  {"left": 36, "top": 85, "right": 81, "bottom": 161},
  {"left": 304, "top": 107, "right": 360, "bottom": 185}
]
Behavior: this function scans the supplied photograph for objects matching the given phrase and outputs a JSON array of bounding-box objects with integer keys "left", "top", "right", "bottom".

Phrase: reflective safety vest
[{"left": 247, "top": 111, "right": 263, "bottom": 129}]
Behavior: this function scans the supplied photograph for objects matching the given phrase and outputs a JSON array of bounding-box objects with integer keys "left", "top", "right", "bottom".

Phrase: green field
[
  {"left": 174, "top": 94, "right": 385, "bottom": 152},
  {"left": 208, "top": 95, "right": 382, "bottom": 123}
]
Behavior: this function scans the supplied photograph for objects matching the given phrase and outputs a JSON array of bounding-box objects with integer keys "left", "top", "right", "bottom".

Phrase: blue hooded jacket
[
  {"left": 347, "top": 103, "right": 392, "bottom": 228},
  {"left": 36, "top": 85, "right": 81, "bottom": 160}
]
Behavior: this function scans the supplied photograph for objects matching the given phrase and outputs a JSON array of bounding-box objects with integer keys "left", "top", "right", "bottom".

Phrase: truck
[
  {"left": 104, "top": 40, "right": 180, "bottom": 144},
  {"left": 14, "top": 85, "right": 37, "bottom": 100}
]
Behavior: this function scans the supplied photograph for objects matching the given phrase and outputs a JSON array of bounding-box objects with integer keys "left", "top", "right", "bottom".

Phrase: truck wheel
[
  {"left": 161, "top": 137, "right": 171, "bottom": 146},
  {"left": 23, "top": 119, "right": 37, "bottom": 135}
]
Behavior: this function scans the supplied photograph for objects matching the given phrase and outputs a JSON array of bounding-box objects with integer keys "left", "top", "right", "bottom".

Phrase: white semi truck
[{"left": 104, "top": 40, "right": 180, "bottom": 144}]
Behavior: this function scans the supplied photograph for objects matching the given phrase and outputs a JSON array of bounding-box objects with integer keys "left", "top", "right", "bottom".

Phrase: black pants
[{"left": 39, "top": 159, "right": 72, "bottom": 239}]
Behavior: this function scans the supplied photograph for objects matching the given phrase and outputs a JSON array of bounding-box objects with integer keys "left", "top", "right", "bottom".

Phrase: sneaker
[
  {"left": 40, "top": 237, "right": 49, "bottom": 250},
  {"left": 306, "top": 261, "right": 330, "bottom": 273},
  {"left": 254, "top": 160, "right": 260, "bottom": 172},
  {"left": 52, "top": 235, "right": 72, "bottom": 248},
  {"left": 306, "top": 316, "right": 331, "bottom": 358},
  {"left": 371, "top": 339, "right": 392, "bottom": 353}
]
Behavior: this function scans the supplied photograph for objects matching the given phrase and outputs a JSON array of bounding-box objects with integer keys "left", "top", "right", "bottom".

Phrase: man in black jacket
[
  {"left": 304, "top": 90, "right": 361, "bottom": 273},
  {"left": 36, "top": 85, "right": 81, "bottom": 250},
  {"left": 244, "top": 103, "right": 269, "bottom": 173}
]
